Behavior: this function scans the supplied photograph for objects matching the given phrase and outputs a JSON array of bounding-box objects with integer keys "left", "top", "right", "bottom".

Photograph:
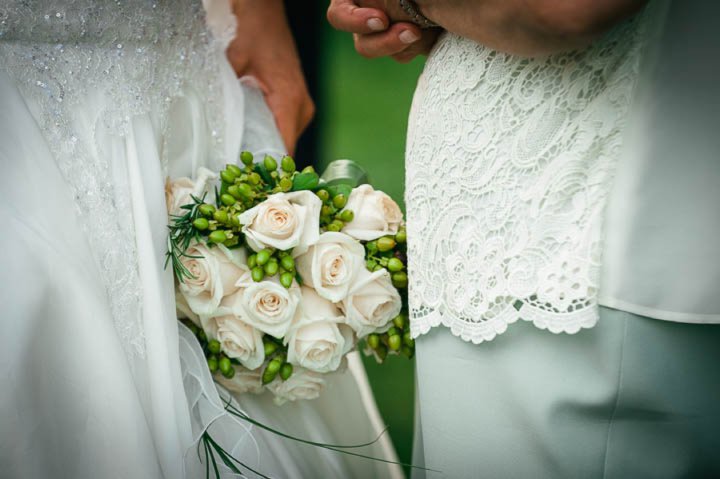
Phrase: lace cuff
[{"left": 410, "top": 302, "right": 599, "bottom": 344}]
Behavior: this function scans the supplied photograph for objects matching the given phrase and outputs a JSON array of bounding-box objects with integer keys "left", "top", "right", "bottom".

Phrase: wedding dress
[{"left": 0, "top": 1, "right": 400, "bottom": 478}]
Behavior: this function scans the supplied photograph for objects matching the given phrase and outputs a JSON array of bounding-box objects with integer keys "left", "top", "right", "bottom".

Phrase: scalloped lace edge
[{"left": 410, "top": 302, "right": 599, "bottom": 344}]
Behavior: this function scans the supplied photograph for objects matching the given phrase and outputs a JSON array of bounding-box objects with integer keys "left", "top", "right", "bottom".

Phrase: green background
[{"left": 317, "top": 24, "right": 426, "bottom": 472}]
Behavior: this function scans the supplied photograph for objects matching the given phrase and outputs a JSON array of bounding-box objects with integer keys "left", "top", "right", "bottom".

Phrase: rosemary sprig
[{"left": 164, "top": 193, "right": 207, "bottom": 283}]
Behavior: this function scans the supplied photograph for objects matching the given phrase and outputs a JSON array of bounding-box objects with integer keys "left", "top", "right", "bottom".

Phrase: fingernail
[
  {"left": 399, "top": 30, "right": 420, "bottom": 44},
  {"left": 367, "top": 18, "right": 385, "bottom": 31}
]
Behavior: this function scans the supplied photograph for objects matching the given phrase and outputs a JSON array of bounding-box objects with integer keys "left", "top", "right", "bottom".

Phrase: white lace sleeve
[{"left": 405, "top": 7, "right": 660, "bottom": 344}]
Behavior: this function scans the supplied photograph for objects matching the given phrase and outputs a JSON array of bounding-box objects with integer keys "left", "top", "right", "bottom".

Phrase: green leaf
[
  {"left": 326, "top": 183, "right": 353, "bottom": 199},
  {"left": 291, "top": 172, "right": 320, "bottom": 191},
  {"left": 255, "top": 162, "right": 273, "bottom": 185}
]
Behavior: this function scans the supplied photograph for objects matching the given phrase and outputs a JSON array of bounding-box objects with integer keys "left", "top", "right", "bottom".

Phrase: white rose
[
  {"left": 238, "top": 191, "right": 321, "bottom": 253},
  {"left": 341, "top": 184, "right": 403, "bottom": 241},
  {"left": 294, "top": 232, "right": 365, "bottom": 302},
  {"left": 201, "top": 315, "right": 265, "bottom": 370},
  {"left": 267, "top": 367, "right": 326, "bottom": 405},
  {"left": 285, "top": 287, "right": 354, "bottom": 373},
  {"left": 215, "top": 367, "right": 264, "bottom": 395},
  {"left": 342, "top": 268, "right": 402, "bottom": 337},
  {"left": 177, "top": 243, "right": 247, "bottom": 317},
  {"left": 229, "top": 271, "right": 301, "bottom": 339},
  {"left": 165, "top": 167, "right": 217, "bottom": 216}
]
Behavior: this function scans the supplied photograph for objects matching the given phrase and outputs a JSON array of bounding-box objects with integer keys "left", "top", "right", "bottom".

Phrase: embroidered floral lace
[
  {"left": 406, "top": 12, "right": 653, "bottom": 343},
  {"left": 0, "top": 0, "right": 234, "bottom": 358}
]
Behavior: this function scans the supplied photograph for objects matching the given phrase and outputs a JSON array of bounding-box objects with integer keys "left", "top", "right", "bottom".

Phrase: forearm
[
  {"left": 416, "top": 0, "right": 647, "bottom": 56},
  {"left": 228, "top": 0, "right": 300, "bottom": 76},
  {"left": 226, "top": 0, "right": 314, "bottom": 154}
]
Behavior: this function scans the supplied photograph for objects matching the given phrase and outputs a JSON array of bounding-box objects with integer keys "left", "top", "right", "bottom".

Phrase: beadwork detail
[{"left": 0, "top": 0, "right": 234, "bottom": 358}]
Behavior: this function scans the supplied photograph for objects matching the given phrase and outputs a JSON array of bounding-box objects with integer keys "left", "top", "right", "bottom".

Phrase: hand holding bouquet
[{"left": 167, "top": 153, "right": 412, "bottom": 404}]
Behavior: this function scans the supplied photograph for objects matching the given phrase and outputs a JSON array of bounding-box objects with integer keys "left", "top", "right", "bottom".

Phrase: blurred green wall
[{"left": 318, "top": 23, "right": 426, "bottom": 474}]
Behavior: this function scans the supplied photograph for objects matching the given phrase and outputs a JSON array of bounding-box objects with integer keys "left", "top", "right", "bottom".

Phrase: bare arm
[
  {"left": 227, "top": 0, "right": 314, "bottom": 154},
  {"left": 416, "top": 0, "right": 648, "bottom": 56},
  {"left": 328, "top": 0, "right": 649, "bottom": 61}
]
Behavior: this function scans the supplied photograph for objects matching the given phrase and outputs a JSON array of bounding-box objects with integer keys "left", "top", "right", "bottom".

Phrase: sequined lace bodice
[
  {"left": 406, "top": 8, "right": 658, "bottom": 344},
  {"left": 0, "top": 0, "right": 233, "bottom": 358}
]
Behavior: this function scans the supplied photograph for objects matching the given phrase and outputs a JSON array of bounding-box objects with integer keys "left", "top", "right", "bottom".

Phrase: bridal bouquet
[{"left": 167, "top": 153, "right": 413, "bottom": 404}]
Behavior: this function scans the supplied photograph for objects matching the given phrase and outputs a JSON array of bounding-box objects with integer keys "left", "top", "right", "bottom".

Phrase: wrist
[{"left": 398, "top": 0, "right": 438, "bottom": 28}]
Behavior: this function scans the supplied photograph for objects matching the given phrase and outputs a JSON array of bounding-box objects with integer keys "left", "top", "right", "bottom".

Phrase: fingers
[
  {"left": 327, "top": 0, "right": 389, "bottom": 34},
  {"left": 353, "top": 22, "right": 424, "bottom": 59},
  {"left": 391, "top": 28, "right": 441, "bottom": 63}
]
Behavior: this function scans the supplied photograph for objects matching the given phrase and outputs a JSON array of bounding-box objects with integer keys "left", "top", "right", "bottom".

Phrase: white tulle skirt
[{"left": 0, "top": 53, "right": 401, "bottom": 478}]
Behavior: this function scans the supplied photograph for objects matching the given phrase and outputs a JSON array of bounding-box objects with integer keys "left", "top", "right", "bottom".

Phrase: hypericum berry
[
  {"left": 213, "top": 209, "right": 229, "bottom": 224},
  {"left": 227, "top": 164, "right": 243, "bottom": 177},
  {"left": 227, "top": 185, "right": 242, "bottom": 199},
  {"left": 198, "top": 204, "right": 216, "bottom": 217},
  {"left": 219, "top": 357, "right": 234, "bottom": 378},
  {"left": 377, "top": 236, "right": 396, "bottom": 252},
  {"left": 279, "top": 177, "right": 293, "bottom": 191},
  {"left": 248, "top": 172, "right": 261, "bottom": 185},
  {"left": 220, "top": 169, "right": 237, "bottom": 184},
  {"left": 207, "top": 356, "right": 219, "bottom": 373},
  {"left": 264, "top": 260, "right": 279, "bottom": 276},
  {"left": 387, "top": 257, "right": 404, "bottom": 273},
  {"left": 339, "top": 209, "right": 354, "bottom": 223},
  {"left": 280, "top": 362, "right": 294, "bottom": 381},
  {"left": 208, "top": 230, "right": 227, "bottom": 244},
  {"left": 332, "top": 194, "right": 347, "bottom": 209},
  {"left": 220, "top": 194, "right": 236, "bottom": 206},
  {"left": 316, "top": 189, "right": 330, "bottom": 202},
  {"left": 240, "top": 151, "right": 254, "bottom": 166},
  {"left": 392, "top": 271, "right": 408, "bottom": 288},
  {"left": 280, "top": 255, "right": 295, "bottom": 272},
  {"left": 264, "top": 340, "right": 279, "bottom": 356},
  {"left": 256, "top": 249, "right": 271, "bottom": 266},
  {"left": 251, "top": 266, "right": 265, "bottom": 282},
  {"left": 281, "top": 155, "right": 296, "bottom": 173},
  {"left": 192, "top": 218, "right": 209, "bottom": 231},
  {"left": 280, "top": 272, "right": 294, "bottom": 289},
  {"left": 208, "top": 339, "right": 222, "bottom": 355},
  {"left": 263, "top": 155, "right": 278, "bottom": 171}
]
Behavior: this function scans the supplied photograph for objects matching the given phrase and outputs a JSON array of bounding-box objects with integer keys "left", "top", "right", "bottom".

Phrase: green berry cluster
[
  {"left": 247, "top": 249, "right": 296, "bottom": 288},
  {"left": 364, "top": 313, "right": 415, "bottom": 362},
  {"left": 316, "top": 187, "right": 355, "bottom": 232},
  {"left": 364, "top": 225, "right": 408, "bottom": 289},
  {"left": 261, "top": 336, "right": 294, "bottom": 384},
  {"left": 180, "top": 318, "right": 241, "bottom": 379},
  {"left": 185, "top": 152, "right": 316, "bottom": 250},
  {"left": 180, "top": 317, "right": 296, "bottom": 383}
]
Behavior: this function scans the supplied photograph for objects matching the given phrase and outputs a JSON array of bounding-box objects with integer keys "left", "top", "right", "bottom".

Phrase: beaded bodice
[{"left": 0, "top": 0, "right": 234, "bottom": 358}]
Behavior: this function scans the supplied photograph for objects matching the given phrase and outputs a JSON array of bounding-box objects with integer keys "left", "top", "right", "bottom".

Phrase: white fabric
[
  {"left": 0, "top": 1, "right": 400, "bottom": 478},
  {"left": 600, "top": 0, "right": 720, "bottom": 324},
  {"left": 405, "top": 5, "right": 661, "bottom": 344}
]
